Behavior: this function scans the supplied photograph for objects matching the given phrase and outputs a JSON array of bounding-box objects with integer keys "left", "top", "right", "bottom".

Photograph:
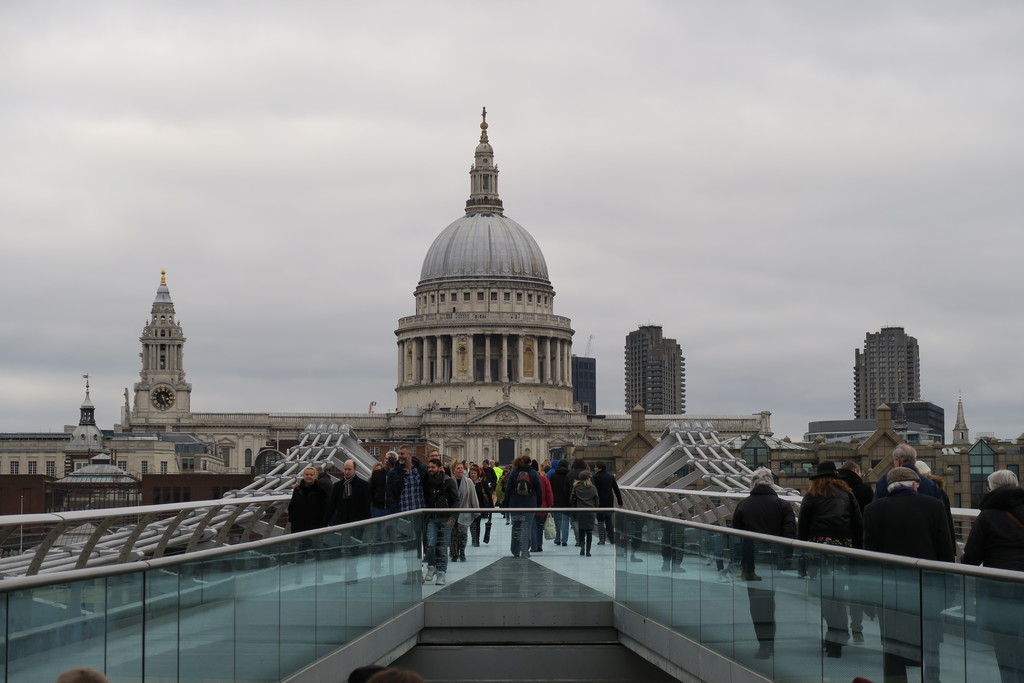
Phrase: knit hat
[
  {"left": 810, "top": 462, "right": 839, "bottom": 479},
  {"left": 888, "top": 467, "right": 919, "bottom": 484}
]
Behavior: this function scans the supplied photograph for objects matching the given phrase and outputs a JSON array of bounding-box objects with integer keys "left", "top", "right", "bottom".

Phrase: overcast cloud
[{"left": 2, "top": 1, "right": 1022, "bottom": 442}]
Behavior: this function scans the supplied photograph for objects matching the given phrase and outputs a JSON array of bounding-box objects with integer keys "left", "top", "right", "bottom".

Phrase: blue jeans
[
  {"left": 554, "top": 512, "right": 570, "bottom": 544},
  {"left": 424, "top": 519, "right": 452, "bottom": 571},
  {"left": 533, "top": 513, "right": 547, "bottom": 550},
  {"left": 510, "top": 512, "right": 532, "bottom": 557}
]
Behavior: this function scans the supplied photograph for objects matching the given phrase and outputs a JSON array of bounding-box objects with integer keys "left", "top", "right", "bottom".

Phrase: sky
[{"left": 2, "top": 2, "right": 1023, "bottom": 442}]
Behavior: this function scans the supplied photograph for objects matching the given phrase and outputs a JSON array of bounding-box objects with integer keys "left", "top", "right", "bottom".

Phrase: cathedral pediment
[{"left": 465, "top": 402, "right": 548, "bottom": 426}]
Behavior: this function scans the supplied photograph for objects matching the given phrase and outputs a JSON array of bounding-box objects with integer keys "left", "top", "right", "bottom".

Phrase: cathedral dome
[
  {"left": 419, "top": 212, "right": 549, "bottom": 285},
  {"left": 418, "top": 108, "right": 551, "bottom": 287}
]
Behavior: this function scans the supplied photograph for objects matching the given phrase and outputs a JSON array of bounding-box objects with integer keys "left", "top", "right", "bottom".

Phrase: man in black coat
[
  {"left": 422, "top": 457, "right": 459, "bottom": 585},
  {"left": 369, "top": 451, "right": 394, "bottom": 518},
  {"left": 327, "top": 459, "right": 372, "bottom": 526},
  {"left": 864, "top": 466, "right": 954, "bottom": 682},
  {"left": 592, "top": 461, "right": 623, "bottom": 544},
  {"left": 732, "top": 468, "right": 796, "bottom": 659},
  {"left": 865, "top": 467, "right": 954, "bottom": 560},
  {"left": 838, "top": 461, "right": 873, "bottom": 513}
]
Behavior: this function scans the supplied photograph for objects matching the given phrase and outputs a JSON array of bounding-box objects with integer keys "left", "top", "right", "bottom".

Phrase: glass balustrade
[
  {"left": 614, "top": 510, "right": 1020, "bottom": 683},
  {"left": 2, "top": 509, "right": 1023, "bottom": 682}
]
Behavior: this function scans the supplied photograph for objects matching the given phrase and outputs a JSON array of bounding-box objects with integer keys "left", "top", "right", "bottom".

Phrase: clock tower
[{"left": 131, "top": 270, "right": 192, "bottom": 425}]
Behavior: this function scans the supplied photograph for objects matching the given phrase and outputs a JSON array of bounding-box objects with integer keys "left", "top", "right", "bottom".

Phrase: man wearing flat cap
[{"left": 863, "top": 466, "right": 954, "bottom": 682}]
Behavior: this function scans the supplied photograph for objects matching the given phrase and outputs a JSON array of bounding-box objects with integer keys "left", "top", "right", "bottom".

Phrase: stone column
[
  {"left": 547, "top": 337, "right": 554, "bottom": 385},
  {"left": 553, "top": 338, "right": 561, "bottom": 386},
  {"left": 397, "top": 340, "right": 404, "bottom": 387},
  {"left": 467, "top": 333, "right": 475, "bottom": 382},
  {"left": 501, "top": 334, "right": 509, "bottom": 382},
  {"left": 435, "top": 335, "right": 443, "bottom": 383},
  {"left": 516, "top": 335, "right": 524, "bottom": 381},
  {"left": 484, "top": 334, "right": 492, "bottom": 382},
  {"left": 415, "top": 337, "right": 424, "bottom": 384}
]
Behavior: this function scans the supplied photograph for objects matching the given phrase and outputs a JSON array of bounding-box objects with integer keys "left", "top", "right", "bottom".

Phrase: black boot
[{"left": 483, "top": 522, "right": 491, "bottom": 544}]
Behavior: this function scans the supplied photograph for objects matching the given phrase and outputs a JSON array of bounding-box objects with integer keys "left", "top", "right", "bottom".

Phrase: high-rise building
[
  {"left": 853, "top": 326, "right": 920, "bottom": 420},
  {"left": 624, "top": 325, "right": 685, "bottom": 414},
  {"left": 571, "top": 356, "right": 596, "bottom": 415}
]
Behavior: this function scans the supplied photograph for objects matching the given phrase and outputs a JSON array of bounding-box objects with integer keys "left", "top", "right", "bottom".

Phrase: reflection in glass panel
[
  {"left": 107, "top": 572, "right": 144, "bottom": 682},
  {"left": 0, "top": 593, "right": 5, "bottom": 680},
  {"left": 922, "top": 568, "right": 965, "bottom": 683},
  {"left": 178, "top": 554, "right": 239, "bottom": 681},
  {"left": 145, "top": 565, "right": 181, "bottom": 681},
  {"left": 279, "top": 537, "right": 321, "bottom": 680},
  {"left": 697, "top": 527, "right": 736, "bottom": 657},
  {"left": 234, "top": 546, "right": 284, "bottom": 682},
  {"left": 966, "top": 574, "right": 1024, "bottom": 682},
  {"left": 7, "top": 577, "right": 107, "bottom": 681}
]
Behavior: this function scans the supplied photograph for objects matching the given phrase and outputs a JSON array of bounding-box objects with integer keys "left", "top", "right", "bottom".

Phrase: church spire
[
  {"left": 893, "top": 373, "right": 908, "bottom": 436},
  {"left": 79, "top": 374, "right": 96, "bottom": 427},
  {"left": 953, "top": 390, "right": 970, "bottom": 444},
  {"left": 465, "top": 107, "right": 504, "bottom": 215}
]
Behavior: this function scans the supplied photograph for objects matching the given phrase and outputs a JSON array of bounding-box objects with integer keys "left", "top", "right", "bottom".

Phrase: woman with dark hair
[
  {"left": 469, "top": 466, "right": 493, "bottom": 546},
  {"left": 798, "top": 461, "right": 862, "bottom": 659},
  {"left": 566, "top": 459, "right": 588, "bottom": 547},
  {"left": 504, "top": 454, "right": 541, "bottom": 558},
  {"left": 570, "top": 471, "right": 599, "bottom": 556}
]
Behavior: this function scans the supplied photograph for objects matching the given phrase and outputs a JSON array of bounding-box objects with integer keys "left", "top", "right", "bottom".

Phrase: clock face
[{"left": 150, "top": 386, "right": 175, "bottom": 410}]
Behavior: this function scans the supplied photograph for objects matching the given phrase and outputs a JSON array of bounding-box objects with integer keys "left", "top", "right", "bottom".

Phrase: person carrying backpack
[
  {"left": 570, "top": 471, "right": 599, "bottom": 556},
  {"left": 504, "top": 454, "right": 541, "bottom": 559}
]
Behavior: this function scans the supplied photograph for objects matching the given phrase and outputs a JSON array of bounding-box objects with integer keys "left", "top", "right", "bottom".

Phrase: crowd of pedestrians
[
  {"left": 727, "top": 444, "right": 1024, "bottom": 683},
  {"left": 283, "top": 442, "right": 1024, "bottom": 682}
]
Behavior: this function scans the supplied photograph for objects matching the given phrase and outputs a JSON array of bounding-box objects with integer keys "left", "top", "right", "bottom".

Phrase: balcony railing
[{"left": 0, "top": 509, "right": 1019, "bottom": 683}]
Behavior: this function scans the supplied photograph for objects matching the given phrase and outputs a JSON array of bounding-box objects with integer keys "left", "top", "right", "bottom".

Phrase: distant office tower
[
  {"left": 853, "top": 326, "right": 920, "bottom": 420},
  {"left": 571, "top": 356, "right": 597, "bottom": 415},
  {"left": 624, "top": 325, "right": 685, "bottom": 414}
]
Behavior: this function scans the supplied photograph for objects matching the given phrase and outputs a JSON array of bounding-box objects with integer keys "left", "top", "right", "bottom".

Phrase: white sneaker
[
  {"left": 435, "top": 571, "right": 446, "bottom": 586},
  {"left": 423, "top": 565, "right": 436, "bottom": 583}
]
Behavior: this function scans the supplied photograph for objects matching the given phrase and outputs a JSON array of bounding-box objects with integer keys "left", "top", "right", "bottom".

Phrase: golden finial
[
  {"left": 480, "top": 106, "right": 488, "bottom": 142},
  {"left": 160, "top": 269, "right": 167, "bottom": 285}
]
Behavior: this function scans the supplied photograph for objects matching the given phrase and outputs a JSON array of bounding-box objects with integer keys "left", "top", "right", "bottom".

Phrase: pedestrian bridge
[{"left": 1, "top": 508, "right": 1020, "bottom": 683}]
